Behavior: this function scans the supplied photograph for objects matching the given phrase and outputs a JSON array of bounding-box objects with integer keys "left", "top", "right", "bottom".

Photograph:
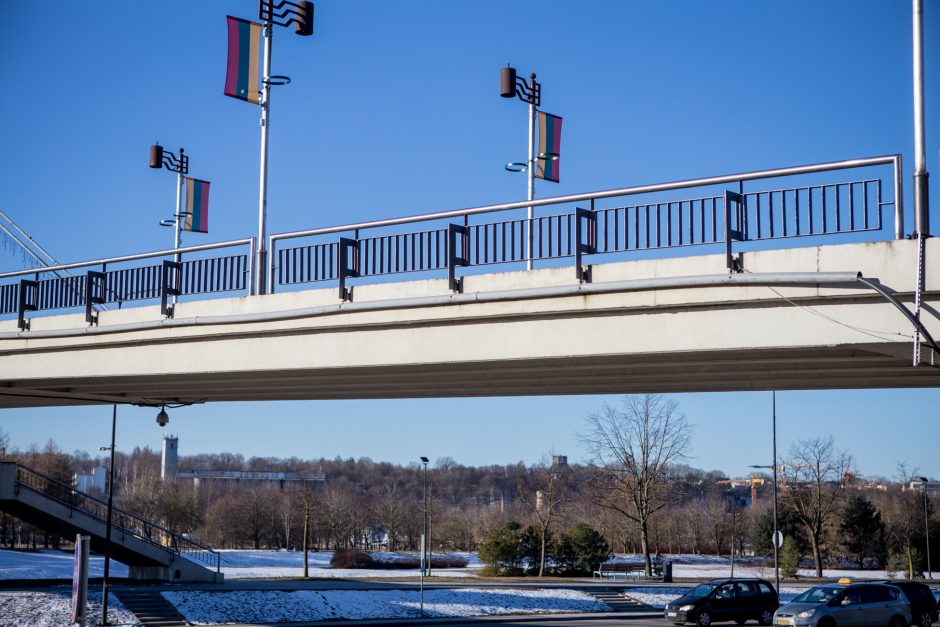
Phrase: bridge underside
[
  {"left": 1, "top": 240, "right": 938, "bottom": 408},
  {"left": 2, "top": 345, "right": 936, "bottom": 409}
]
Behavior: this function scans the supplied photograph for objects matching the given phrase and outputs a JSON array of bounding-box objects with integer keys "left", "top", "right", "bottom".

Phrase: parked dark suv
[
  {"left": 664, "top": 578, "right": 779, "bottom": 626},
  {"left": 879, "top": 580, "right": 938, "bottom": 627}
]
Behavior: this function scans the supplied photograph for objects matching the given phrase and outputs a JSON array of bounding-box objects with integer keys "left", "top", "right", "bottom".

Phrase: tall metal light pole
[
  {"left": 99, "top": 405, "right": 117, "bottom": 626},
  {"left": 500, "top": 66, "right": 542, "bottom": 271},
  {"left": 252, "top": 0, "right": 314, "bottom": 295},
  {"left": 911, "top": 0, "right": 931, "bottom": 367},
  {"left": 419, "top": 456, "right": 429, "bottom": 615},
  {"left": 150, "top": 144, "right": 189, "bottom": 310},
  {"left": 920, "top": 476, "right": 932, "bottom": 579},
  {"left": 750, "top": 390, "right": 780, "bottom": 593}
]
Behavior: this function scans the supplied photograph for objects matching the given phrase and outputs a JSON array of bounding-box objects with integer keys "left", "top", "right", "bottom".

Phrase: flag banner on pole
[
  {"left": 224, "top": 16, "right": 262, "bottom": 104},
  {"left": 185, "top": 178, "right": 210, "bottom": 233},
  {"left": 536, "top": 111, "right": 562, "bottom": 183}
]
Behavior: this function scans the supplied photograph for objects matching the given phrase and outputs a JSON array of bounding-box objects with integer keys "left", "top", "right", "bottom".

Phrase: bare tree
[
  {"left": 579, "top": 394, "right": 692, "bottom": 576},
  {"left": 782, "top": 436, "right": 853, "bottom": 577}
]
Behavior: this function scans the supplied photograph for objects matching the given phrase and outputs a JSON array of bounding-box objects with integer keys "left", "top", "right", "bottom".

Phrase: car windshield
[
  {"left": 792, "top": 587, "right": 843, "bottom": 604},
  {"left": 685, "top": 584, "right": 718, "bottom": 598}
]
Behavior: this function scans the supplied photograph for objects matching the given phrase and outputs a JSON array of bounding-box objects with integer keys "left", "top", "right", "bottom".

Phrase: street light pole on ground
[
  {"left": 99, "top": 405, "right": 117, "bottom": 626},
  {"left": 920, "top": 476, "right": 932, "bottom": 579},
  {"left": 750, "top": 390, "right": 780, "bottom": 593}
]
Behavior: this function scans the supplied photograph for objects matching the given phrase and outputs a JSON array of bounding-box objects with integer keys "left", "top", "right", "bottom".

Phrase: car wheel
[
  {"left": 919, "top": 613, "right": 933, "bottom": 627},
  {"left": 759, "top": 610, "right": 775, "bottom": 626},
  {"left": 736, "top": 620, "right": 747, "bottom": 625},
  {"left": 817, "top": 618, "right": 836, "bottom": 627},
  {"left": 890, "top": 616, "right": 908, "bottom": 627},
  {"left": 697, "top": 611, "right": 712, "bottom": 627}
]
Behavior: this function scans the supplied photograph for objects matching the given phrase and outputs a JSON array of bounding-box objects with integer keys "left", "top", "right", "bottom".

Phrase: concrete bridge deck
[{"left": 0, "top": 239, "right": 937, "bottom": 408}]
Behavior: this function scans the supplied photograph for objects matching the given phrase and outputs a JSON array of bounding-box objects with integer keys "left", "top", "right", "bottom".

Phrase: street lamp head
[
  {"left": 98, "top": 446, "right": 111, "bottom": 452},
  {"left": 156, "top": 405, "right": 169, "bottom": 427},
  {"left": 500, "top": 66, "right": 517, "bottom": 98},
  {"left": 420, "top": 456, "right": 429, "bottom": 464},
  {"left": 149, "top": 144, "right": 164, "bottom": 169},
  {"left": 920, "top": 476, "right": 929, "bottom": 483},
  {"left": 294, "top": 1, "right": 314, "bottom": 36}
]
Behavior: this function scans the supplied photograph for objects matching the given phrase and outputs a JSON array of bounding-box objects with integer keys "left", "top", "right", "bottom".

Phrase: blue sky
[{"left": 1, "top": 1, "right": 938, "bottom": 479}]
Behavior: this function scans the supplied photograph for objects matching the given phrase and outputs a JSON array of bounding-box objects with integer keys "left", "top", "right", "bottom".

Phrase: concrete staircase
[
  {"left": 114, "top": 589, "right": 188, "bottom": 627},
  {"left": 587, "top": 587, "right": 656, "bottom": 613}
]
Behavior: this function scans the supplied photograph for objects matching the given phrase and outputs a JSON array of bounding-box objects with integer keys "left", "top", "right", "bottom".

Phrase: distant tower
[
  {"left": 161, "top": 435, "right": 179, "bottom": 480},
  {"left": 552, "top": 454, "right": 567, "bottom": 467}
]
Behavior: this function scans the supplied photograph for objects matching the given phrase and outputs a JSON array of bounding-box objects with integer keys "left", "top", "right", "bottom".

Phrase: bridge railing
[
  {"left": 269, "top": 154, "right": 901, "bottom": 296},
  {"left": 0, "top": 239, "right": 253, "bottom": 330},
  {"left": 13, "top": 463, "right": 220, "bottom": 572},
  {"left": 0, "top": 155, "right": 902, "bottom": 323}
]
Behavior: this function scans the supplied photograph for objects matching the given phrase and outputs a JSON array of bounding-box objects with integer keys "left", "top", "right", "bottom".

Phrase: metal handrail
[
  {"left": 269, "top": 155, "right": 902, "bottom": 244},
  {"left": 13, "top": 463, "right": 220, "bottom": 571},
  {"left": 0, "top": 238, "right": 254, "bottom": 280}
]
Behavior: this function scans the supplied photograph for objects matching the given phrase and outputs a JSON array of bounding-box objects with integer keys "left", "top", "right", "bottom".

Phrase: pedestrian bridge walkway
[{"left": 0, "top": 155, "right": 936, "bottom": 408}]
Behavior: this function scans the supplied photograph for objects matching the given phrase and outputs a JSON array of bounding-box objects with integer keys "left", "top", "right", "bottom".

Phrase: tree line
[{"left": 0, "top": 396, "right": 935, "bottom": 580}]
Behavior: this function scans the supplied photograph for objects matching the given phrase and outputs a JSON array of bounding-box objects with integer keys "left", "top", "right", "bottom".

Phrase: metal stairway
[{"left": 0, "top": 461, "right": 221, "bottom": 582}]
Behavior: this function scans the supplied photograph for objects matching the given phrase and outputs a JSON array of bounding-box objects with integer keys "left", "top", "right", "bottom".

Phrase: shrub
[
  {"left": 330, "top": 549, "right": 468, "bottom": 570},
  {"left": 560, "top": 523, "right": 611, "bottom": 576},
  {"left": 478, "top": 521, "right": 526, "bottom": 575}
]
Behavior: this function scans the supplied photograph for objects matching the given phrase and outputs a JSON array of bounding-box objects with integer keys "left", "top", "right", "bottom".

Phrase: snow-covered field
[
  {"left": 606, "top": 553, "right": 901, "bottom": 581},
  {"left": 626, "top": 586, "right": 811, "bottom": 610},
  {"left": 163, "top": 588, "right": 610, "bottom": 623},
  {"left": 0, "top": 590, "right": 137, "bottom": 627},
  {"left": 0, "top": 548, "right": 128, "bottom": 580},
  {"left": 217, "top": 549, "right": 483, "bottom": 579}
]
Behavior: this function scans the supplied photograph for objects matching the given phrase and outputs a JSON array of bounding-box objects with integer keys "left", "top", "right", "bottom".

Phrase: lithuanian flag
[
  {"left": 185, "top": 178, "right": 210, "bottom": 233},
  {"left": 536, "top": 111, "right": 562, "bottom": 183},
  {"left": 224, "top": 16, "right": 262, "bottom": 104}
]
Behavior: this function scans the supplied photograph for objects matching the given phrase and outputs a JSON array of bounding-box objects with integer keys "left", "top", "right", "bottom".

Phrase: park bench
[{"left": 592, "top": 562, "right": 644, "bottom": 580}]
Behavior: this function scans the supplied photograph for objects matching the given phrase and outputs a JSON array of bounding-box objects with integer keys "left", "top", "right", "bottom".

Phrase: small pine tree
[
  {"left": 780, "top": 536, "right": 800, "bottom": 578},
  {"left": 558, "top": 522, "right": 612, "bottom": 576},
  {"left": 478, "top": 521, "right": 525, "bottom": 575}
]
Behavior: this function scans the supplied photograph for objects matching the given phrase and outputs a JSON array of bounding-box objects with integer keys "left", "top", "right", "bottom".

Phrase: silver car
[{"left": 774, "top": 583, "right": 911, "bottom": 627}]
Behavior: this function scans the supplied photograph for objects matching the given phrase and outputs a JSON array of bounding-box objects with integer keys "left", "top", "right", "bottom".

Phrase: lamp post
[
  {"left": 98, "top": 405, "right": 117, "bottom": 626},
  {"left": 252, "top": 0, "right": 314, "bottom": 295},
  {"left": 919, "top": 476, "right": 932, "bottom": 579},
  {"left": 750, "top": 390, "right": 780, "bottom": 593},
  {"left": 149, "top": 144, "right": 189, "bottom": 258},
  {"left": 500, "top": 65, "right": 542, "bottom": 271},
  {"left": 419, "top": 456, "right": 429, "bottom": 616}
]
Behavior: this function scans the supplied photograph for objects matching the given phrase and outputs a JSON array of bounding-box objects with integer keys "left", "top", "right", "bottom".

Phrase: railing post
[
  {"left": 448, "top": 224, "right": 470, "bottom": 293},
  {"left": 17, "top": 279, "right": 38, "bottom": 331},
  {"left": 894, "top": 154, "right": 905, "bottom": 239},
  {"left": 724, "top": 191, "right": 745, "bottom": 272},
  {"left": 85, "top": 271, "right": 106, "bottom": 326},
  {"left": 161, "top": 260, "right": 182, "bottom": 318},
  {"left": 575, "top": 207, "right": 596, "bottom": 283},
  {"left": 338, "top": 237, "right": 360, "bottom": 302}
]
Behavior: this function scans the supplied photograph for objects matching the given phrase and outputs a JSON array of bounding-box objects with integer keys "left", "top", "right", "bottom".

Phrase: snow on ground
[
  {"left": 606, "top": 554, "right": 903, "bottom": 581},
  {"left": 162, "top": 588, "right": 610, "bottom": 623},
  {"left": 626, "top": 586, "right": 811, "bottom": 610},
  {"left": 0, "top": 548, "right": 129, "bottom": 580},
  {"left": 217, "top": 549, "right": 481, "bottom": 579},
  {"left": 0, "top": 590, "right": 138, "bottom": 627}
]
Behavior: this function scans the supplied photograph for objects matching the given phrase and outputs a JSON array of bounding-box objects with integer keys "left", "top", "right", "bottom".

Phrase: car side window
[
  {"left": 859, "top": 587, "right": 890, "bottom": 604},
  {"left": 842, "top": 589, "right": 862, "bottom": 606},
  {"left": 758, "top": 583, "right": 774, "bottom": 595},
  {"left": 715, "top": 584, "right": 735, "bottom": 599},
  {"left": 736, "top": 582, "right": 756, "bottom": 597}
]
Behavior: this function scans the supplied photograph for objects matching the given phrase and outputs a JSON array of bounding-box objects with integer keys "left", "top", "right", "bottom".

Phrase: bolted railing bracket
[
  {"left": 161, "top": 261, "right": 182, "bottom": 318},
  {"left": 724, "top": 191, "right": 746, "bottom": 273},
  {"left": 17, "top": 279, "right": 38, "bottom": 331},
  {"left": 338, "top": 237, "right": 360, "bottom": 302},
  {"left": 575, "top": 207, "right": 597, "bottom": 283},
  {"left": 85, "top": 271, "right": 106, "bottom": 326},
  {"left": 448, "top": 223, "right": 470, "bottom": 293}
]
